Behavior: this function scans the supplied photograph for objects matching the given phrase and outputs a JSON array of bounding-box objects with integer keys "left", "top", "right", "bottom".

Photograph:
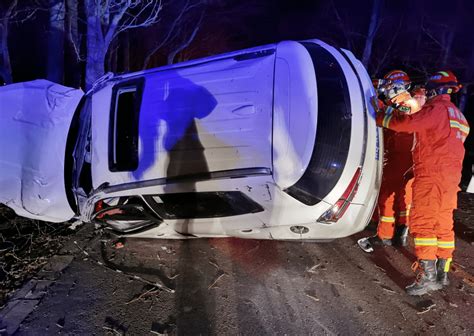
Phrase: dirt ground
[
  {"left": 1, "top": 192, "right": 473, "bottom": 335},
  {"left": 0, "top": 208, "right": 74, "bottom": 308}
]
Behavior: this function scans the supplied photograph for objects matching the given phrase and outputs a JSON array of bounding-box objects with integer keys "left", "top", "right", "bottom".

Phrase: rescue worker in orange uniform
[
  {"left": 376, "top": 70, "right": 470, "bottom": 295},
  {"left": 359, "top": 70, "right": 417, "bottom": 252}
]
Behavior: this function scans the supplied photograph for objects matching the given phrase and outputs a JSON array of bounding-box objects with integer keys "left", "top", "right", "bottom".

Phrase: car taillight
[{"left": 318, "top": 167, "right": 362, "bottom": 223}]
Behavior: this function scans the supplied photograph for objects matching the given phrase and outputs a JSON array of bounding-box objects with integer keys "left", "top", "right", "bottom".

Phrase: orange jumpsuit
[
  {"left": 376, "top": 95, "right": 470, "bottom": 260},
  {"left": 377, "top": 126, "right": 414, "bottom": 240}
]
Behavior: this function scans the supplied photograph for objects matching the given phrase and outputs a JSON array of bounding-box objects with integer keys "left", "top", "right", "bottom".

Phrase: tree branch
[
  {"left": 114, "top": 0, "right": 163, "bottom": 37},
  {"left": 330, "top": 0, "right": 353, "bottom": 50},
  {"left": 104, "top": 1, "right": 130, "bottom": 48},
  {"left": 142, "top": 0, "right": 203, "bottom": 69},
  {"left": 373, "top": 18, "right": 402, "bottom": 75},
  {"left": 167, "top": 10, "right": 203, "bottom": 64}
]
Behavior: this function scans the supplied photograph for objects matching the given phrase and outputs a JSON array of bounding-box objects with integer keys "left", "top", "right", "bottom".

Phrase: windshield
[{"left": 285, "top": 43, "right": 352, "bottom": 205}]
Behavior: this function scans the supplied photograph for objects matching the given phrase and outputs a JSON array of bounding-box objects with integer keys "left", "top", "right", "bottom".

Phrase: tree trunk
[
  {"left": 0, "top": 19, "right": 13, "bottom": 84},
  {"left": 459, "top": 48, "right": 474, "bottom": 113},
  {"left": 362, "top": 0, "right": 382, "bottom": 68},
  {"left": 107, "top": 41, "right": 118, "bottom": 73},
  {"left": 459, "top": 85, "right": 469, "bottom": 113},
  {"left": 47, "top": 0, "right": 66, "bottom": 84},
  {"left": 85, "top": 0, "right": 106, "bottom": 90},
  {"left": 441, "top": 30, "right": 454, "bottom": 68},
  {"left": 167, "top": 15, "right": 203, "bottom": 65},
  {"left": 122, "top": 31, "right": 130, "bottom": 72},
  {"left": 85, "top": 35, "right": 106, "bottom": 90},
  {"left": 0, "top": 0, "right": 17, "bottom": 84},
  {"left": 66, "top": 0, "right": 81, "bottom": 88}
]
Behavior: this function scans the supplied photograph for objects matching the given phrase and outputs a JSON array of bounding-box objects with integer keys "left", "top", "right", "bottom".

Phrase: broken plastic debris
[{"left": 68, "top": 220, "right": 83, "bottom": 230}]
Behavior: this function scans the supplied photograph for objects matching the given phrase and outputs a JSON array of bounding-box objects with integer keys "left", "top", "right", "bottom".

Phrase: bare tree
[
  {"left": 421, "top": 23, "right": 457, "bottom": 68},
  {"left": 66, "top": 0, "right": 80, "bottom": 60},
  {"left": 167, "top": 10, "right": 204, "bottom": 64},
  {"left": 0, "top": 1, "right": 40, "bottom": 84},
  {"left": 0, "top": 0, "right": 18, "bottom": 84},
  {"left": 362, "top": 0, "right": 382, "bottom": 68},
  {"left": 422, "top": 0, "right": 468, "bottom": 70},
  {"left": 371, "top": 19, "right": 402, "bottom": 76},
  {"left": 142, "top": 0, "right": 204, "bottom": 69},
  {"left": 122, "top": 31, "right": 130, "bottom": 72},
  {"left": 84, "top": 0, "right": 163, "bottom": 90},
  {"left": 47, "top": 0, "right": 66, "bottom": 83},
  {"left": 65, "top": 0, "right": 82, "bottom": 87},
  {"left": 329, "top": 0, "right": 355, "bottom": 51},
  {"left": 459, "top": 47, "right": 474, "bottom": 113}
]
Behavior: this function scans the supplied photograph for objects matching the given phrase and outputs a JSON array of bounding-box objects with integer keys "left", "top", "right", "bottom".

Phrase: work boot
[
  {"left": 406, "top": 260, "right": 442, "bottom": 296},
  {"left": 436, "top": 258, "right": 451, "bottom": 287},
  {"left": 393, "top": 225, "right": 409, "bottom": 247},
  {"left": 357, "top": 235, "right": 392, "bottom": 253}
]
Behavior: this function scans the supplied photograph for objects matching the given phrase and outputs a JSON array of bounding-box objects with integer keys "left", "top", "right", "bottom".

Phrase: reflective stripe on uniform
[
  {"left": 383, "top": 114, "right": 393, "bottom": 128},
  {"left": 444, "top": 258, "right": 452, "bottom": 272},
  {"left": 414, "top": 237, "right": 437, "bottom": 246},
  {"left": 437, "top": 241, "right": 455, "bottom": 249},
  {"left": 380, "top": 216, "right": 395, "bottom": 223},
  {"left": 449, "top": 120, "right": 470, "bottom": 135},
  {"left": 399, "top": 210, "right": 410, "bottom": 217}
]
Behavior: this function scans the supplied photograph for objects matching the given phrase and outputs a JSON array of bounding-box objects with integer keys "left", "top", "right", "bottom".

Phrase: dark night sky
[
  {"left": 4, "top": 0, "right": 474, "bottom": 179},
  {"left": 9, "top": 0, "right": 474, "bottom": 82}
]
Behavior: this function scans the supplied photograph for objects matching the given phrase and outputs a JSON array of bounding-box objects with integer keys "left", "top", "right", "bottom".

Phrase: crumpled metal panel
[{"left": 0, "top": 80, "right": 83, "bottom": 222}]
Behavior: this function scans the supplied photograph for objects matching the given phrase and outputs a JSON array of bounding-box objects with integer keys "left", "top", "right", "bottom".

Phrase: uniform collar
[{"left": 428, "top": 94, "right": 451, "bottom": 103}]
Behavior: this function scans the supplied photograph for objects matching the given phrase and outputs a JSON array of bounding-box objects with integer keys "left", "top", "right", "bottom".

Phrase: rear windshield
[{"left": 285, "top": 43, "right": 352, "bottom": 205}]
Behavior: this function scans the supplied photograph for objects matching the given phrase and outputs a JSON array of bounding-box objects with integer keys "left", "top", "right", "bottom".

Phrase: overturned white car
[{"left": 0, "top": 40, "right": 382, "bottom": 240}]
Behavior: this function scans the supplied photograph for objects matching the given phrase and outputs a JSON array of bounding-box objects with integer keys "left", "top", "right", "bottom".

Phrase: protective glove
[{"left": 371, "top": 96, "right": 384, "bottom": 113}]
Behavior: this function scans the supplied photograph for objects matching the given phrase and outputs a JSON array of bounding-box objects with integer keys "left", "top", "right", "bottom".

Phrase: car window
[
  {"left": 142, "top": 191, "right": 264, "bottom": 219},
  {"left": 109, "top": 78, "right": 144, "bottom": 172},
  {"left": 285, "top": 43, "right": 352, "bottom": 205}
]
